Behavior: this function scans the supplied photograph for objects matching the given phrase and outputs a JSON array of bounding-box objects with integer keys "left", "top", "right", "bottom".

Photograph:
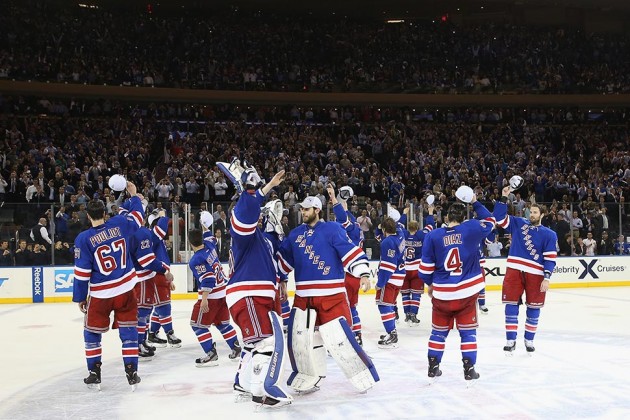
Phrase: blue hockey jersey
[
  {"left": 397, "top": 214, "right": 435, "bottom": 272},
  {"left": 419, "top": 202, "right": 495, "bottom": 301},
  {"left": 151, "top": 216, "right": 172, "bottom": 269},
  {"left": 72, "top": 196, "right": 144, "bottom": 301},
  {"left": 377, "top": 233, "right": 406, "bottom": 288},
  {"left": 332, "top": 203, "right": 364, "bottom": 248},
  {"left": 189, "top": 243, "right": 226, "bottom": 300},
  {"left": 277, "top": 220, "right": 369, "bottom": 298},
  {"left": 129, "top": 227, "right": 168, "bottom": 282},
  {"left": 494, "top": 202, "right": 558, "bottom": 277},
  {"left": 227, "top": 189, "right": 278, "bottom": 307}
]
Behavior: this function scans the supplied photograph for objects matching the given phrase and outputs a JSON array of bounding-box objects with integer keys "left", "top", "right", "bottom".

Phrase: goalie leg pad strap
[
  {"left": 287, "top": 307, "right": 326, "bottom": 392},
  {"left": 319, "top": 316, "right": 379, "bottom": 392}
]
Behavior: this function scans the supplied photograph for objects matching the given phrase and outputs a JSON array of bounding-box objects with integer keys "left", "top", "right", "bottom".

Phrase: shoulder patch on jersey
[
  {"left": 387, "top": 249, "right": 395, "bottom": 258},
  {"left": 140, "top": 239, "right": 151, "bottom": 249},
  {"left": 74, "top": 248, "right": 80, "bottom": 259}
]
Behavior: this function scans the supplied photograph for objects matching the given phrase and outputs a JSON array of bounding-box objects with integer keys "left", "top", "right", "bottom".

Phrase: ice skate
[
  {"left": 252, "top": 395, "right": 292, "bottom": 409},
  {"left": 463, "top": 358, "right": 480, "bottom": 386},
  {"left": 503, "top": 340, "right": 516, "bottom": 356},
  {"left": 166, "top": 331, "right": 182, "bottom": 348},
  {"left": 229, "top": 340, "right": 242, "bottom": 361},
  {"left": 524, "top": 339, "right": 535, "bottom": 355},
  {"left": 143, "top": 340, "right": 156, "bottom": 352},
  {"left": 233, "top": 382, "right": 253, "bottom": 403},
  {"left": 377, "top": 330, "right": 399, "bottom": 349},
  {"left": 406, "top": 313, "right": 421, "bottom": 327},
  {"left": 479, "top": 305, "right": 489, "bottom": 314},
  {"left": 138, "top": 341, "right": 155, "bottom": 361},
  {"left": 125, "top": 364, "right": 141, "bottom": 392},
  {"left": 427, "top": 356, "right": 442, "bottom": 384},
  {"left": 195, "top": 343, "right": 219, "bottom": 367},
  {"left": 84, "top": 362, "right": 102, "bottom": 391},
  {"left": 147, "top": 332, "right": 168, "bottom": 348},
  {"left": 355, "top": 333, "right": 363, "bottom": 347}
]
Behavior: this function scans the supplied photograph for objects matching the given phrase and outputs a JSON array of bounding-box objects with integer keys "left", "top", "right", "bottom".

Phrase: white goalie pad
[
  {"left": 319, "top": 317, "right": 380, "bottom": 392},
  {"left": 248, "top": 312, "right": 292, "bottom": 404},
  {"left": 287, "top": 308, "right": 327, "bottom": 393}
]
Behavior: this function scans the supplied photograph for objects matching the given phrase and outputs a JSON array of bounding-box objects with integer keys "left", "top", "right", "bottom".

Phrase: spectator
[
  {"left": 598, "top": 231, "right": 614, "bottom": 255},
  {"left": 0, "top": 240, "right": 13, "bottom": 266},
  {"left": 30, "top": 217, "right": 53, "bottom": 247},
  {"left": 486, "top": 236, "right": 504, "bottom": 257},
  {"left": 14, "top": 240, "right": 32, "bottom": 266}
]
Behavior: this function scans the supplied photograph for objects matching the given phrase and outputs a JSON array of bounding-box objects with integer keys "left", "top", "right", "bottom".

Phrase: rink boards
[{"left": 0, "top": 256, "right": 629, "bottom": 303}]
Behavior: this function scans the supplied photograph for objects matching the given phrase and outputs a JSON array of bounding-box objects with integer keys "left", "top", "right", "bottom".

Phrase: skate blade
[
  {"left": 149, "top": 342, "right": 168, "bottom": 348},
  {"left": 377, "top": 343, "right": 399, "bottom": 349},
  {"left": 138, "top": 356, "right": 154, "bottom": 362},
  {"left": 234, "top": 391, "right": 253, "bottom": 403},
  {"left": 254, "top": 400, "right": 292, "bottom": 411},
  {"left": 169, "top": 343, "right": 182, "bottom": 349},
  {"left": 195, "top": 361, "right": 219, "bottom": 368},
  {"left": 86, "top": 383, "right": 101, "bottom": 391},
  {"left": 407, "top": 322, "right": 420, "bottom": 327},
  {"left": 504, "top": 351, "right": 515, "bottom": 357},
  {"left": 130, "top": 383, "right": 138, "bottom": 392},
  {"left": 293, "top": 386, "right": 320, "bottom": 395},
  {"left": 229, "top": 357, "right": 240, "bottom": 363}
]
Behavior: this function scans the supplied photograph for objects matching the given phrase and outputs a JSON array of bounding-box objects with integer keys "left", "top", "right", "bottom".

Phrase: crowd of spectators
[
  {"left": 1, "top": 96, "right": 630, "bottom": 265},
  {"left": 2, "top": 1, "right": 630, "bottom": 93}
]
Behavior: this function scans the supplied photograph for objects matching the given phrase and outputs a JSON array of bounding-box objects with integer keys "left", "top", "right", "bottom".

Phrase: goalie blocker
[{"left": 287, "top": 307, "right": 379, "bottom": 393}]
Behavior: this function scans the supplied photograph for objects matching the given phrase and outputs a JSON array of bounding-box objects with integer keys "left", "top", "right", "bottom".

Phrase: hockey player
[
  {"left": 72, "top": 181, "right": 144, "bottom": 391},
  {"left": 326, "top": 184, "right": 370, "bottom": 346},
  {"left": 128, "top": 210, "right": 174, "bottom": 360},
  {"left": 375, "top": 216, "right": 406, "bottom": 348},
  {"left": 217, "top": 158, "right": 292, "bottom": 407},
  {"left": 188, "top": 228, "right": 241, "bottom": 367},
  {"left": 277, "top": 195, "right": 379, "bottom": 394},
  {"left": 146, "top": 212, "right": 182, "bottom": 349},
  {"left": 494, "top": 185, "right": 558, "bottom": 354},
  {"left": 419, "top": 192, "right": 495, "bottom": 383},
  {"left": 398, "top": 205, "right": 435, "bottom": 326}
]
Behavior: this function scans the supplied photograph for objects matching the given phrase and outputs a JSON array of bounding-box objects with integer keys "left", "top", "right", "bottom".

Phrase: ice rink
[{"left": 2, "top": 287, "right": 630, "bottom": 420}]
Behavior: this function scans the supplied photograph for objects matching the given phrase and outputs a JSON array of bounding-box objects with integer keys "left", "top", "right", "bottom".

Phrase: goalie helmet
[{"left": 261, "top": 199, "right": 288, "bottom": 236}]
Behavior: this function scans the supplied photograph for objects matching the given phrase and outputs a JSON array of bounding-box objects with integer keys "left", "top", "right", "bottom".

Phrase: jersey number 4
[
  {"left": 445, "top": 248, "right": 463, "bottom": 275},
  {"left": 95, "top": 239, "right": 127, "bottom": 274}
]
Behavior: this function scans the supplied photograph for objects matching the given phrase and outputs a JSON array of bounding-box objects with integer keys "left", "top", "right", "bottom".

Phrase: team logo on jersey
[
  {"left": 140, "top": 239, "right": 151, "bottom": 249},
  {"left": 74, "top": 248, "right": 80, "bottom": 259},
  {"left": 387, "top": 249, "right": 396, "bottom": 258},
  {"left": 54, "top": 269, "right": 75, "bottom": 293}
]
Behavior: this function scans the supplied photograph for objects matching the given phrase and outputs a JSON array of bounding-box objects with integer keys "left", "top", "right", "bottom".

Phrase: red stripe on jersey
[
  {"left": 507, "top": 257, "right": 543, "bottom": 271},
  {"left": 432, "top": 276, "right": 485, "bottom": 293},
  {"left": 461, "top": 343, "right": 477, "bottom": 351},
  {"left": 138, "top": 254, "right": 156, "bottom": 267},
  {"left": 227, "top": 283, "right": 276, "bottom": 294},
  {"left": 296, "top": 281, "right": 345, "bottom": 290},
  {"left": 342, "top": 248, "right": 363, "bottom": 266},
  {"left": 231, "top": 215, "right": 256, "bottom": 234},
  {"left": 90, "top": 271, "right": 136, "bottom": 292},
  {"left": 428, "top": 341, "right": 446, "bottom": 350}
]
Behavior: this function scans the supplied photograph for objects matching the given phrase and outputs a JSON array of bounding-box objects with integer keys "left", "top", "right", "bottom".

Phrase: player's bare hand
[
  {"left": 200, "top": 299, "right": 209, "bottom": 313},
  {"left": 427, "top": 285, "right": 434, "bottom": 298},
  {"left": 428, "top": 204, "right": 435, "bottom": 215},
  {"left": 270, "top": 170, "right": 285, "bottom": 187},
  {"left": 540, "top": 279, "right": 550, "bottom": 293},
  {"left": 501, "top": 186, "right": 510, "bottom": 197},
  {"left": 126, "top": 181, "right": 138, "bottom": 196},
  {"left": 360, "top": 276, "right": 371, "bottom": 293},
  {"left": 170, "top": 282, "right": 176, "bottom": 291},
  {"left": 78, "top": 301, "right": 87, "bottom": 313},
  {"left": 165, "top": 272, "right": 174, "bottom": 283},
  {"left": 280, "top": 281, "right": 288, "bottom": 302}
]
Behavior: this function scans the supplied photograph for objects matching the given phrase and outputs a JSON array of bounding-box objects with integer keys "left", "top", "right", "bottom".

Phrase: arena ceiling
[{"left": 64, "top": 0, "right": 630, "bottom": 17}]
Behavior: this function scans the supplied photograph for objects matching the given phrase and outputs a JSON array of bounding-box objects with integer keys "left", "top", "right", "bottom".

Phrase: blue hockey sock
[
  {"left": 459, "top": 329, "right": 478, "bottom": 365},
  {"left": 137, "top": 307, "right": 152, "bottom": 343},
  {"left": 217, "top": 322, "right": 239, "bottom": 349},
  {"left": 478, "top": 288, "right": 486, "bottom": 307},
  {"left": 505, "top": 303, "right": 520, "bottom": 341},
  {"left": 350, "top": 306, "right": 362, "bottom": 335},
  {"left": 119, "top": 326, "right": 139, "bottom": 370},
  {"left": 84, "top": 330, "right": 102, "bottom": 370},
  {"left": 409, "top": 291, "right": 421, "bottom": 315},
  {"left": 281, "top": 300, "right": 291, "bottom": 327},
  {"left": 428, "top": 329, "right": 449, "bottom": 363},
  {"left": 401, "top": 290, "right": 412, "bottom": 314},
  {"left": 154, "top": 303, "right": 174, "bottom": 333},
  {"left": 378, "top": 305, "right": 396, "bottom": 333},
  {"left": 524, "top": 307, "right": 540, "bottom": 341},
  {"left": 193, "top": 326, "right": 215, "bottom": 353}
]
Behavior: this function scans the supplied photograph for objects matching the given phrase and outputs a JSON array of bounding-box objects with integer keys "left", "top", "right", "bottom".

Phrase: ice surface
[{"left": 1, "top": 288, "right": 630, "bottom": 420}]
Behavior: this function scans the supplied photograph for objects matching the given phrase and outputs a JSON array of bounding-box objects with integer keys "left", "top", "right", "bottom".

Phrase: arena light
[
  {"left": 78, "top": 3, "right": 99, "bottom": 8},
  {"left": 386, "top": 19, "right": 405, "bottom": 24}
]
